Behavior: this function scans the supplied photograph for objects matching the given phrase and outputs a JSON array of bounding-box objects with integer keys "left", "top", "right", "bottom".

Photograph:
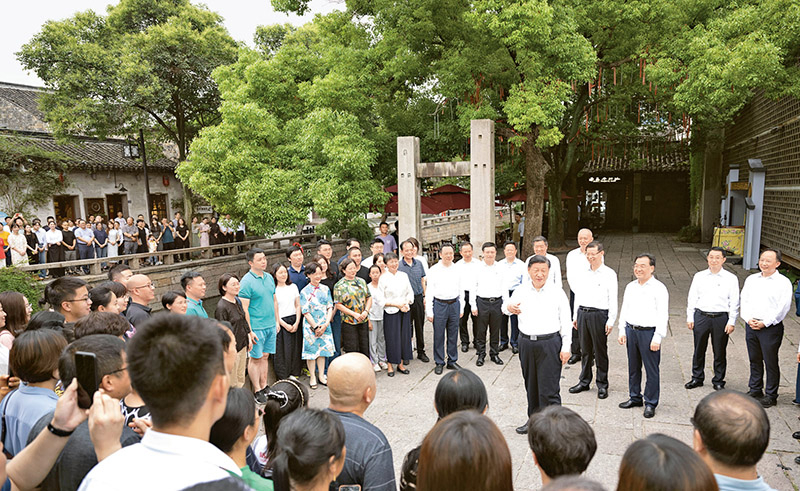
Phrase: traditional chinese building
[{"left": 0, "top": 81, "right": 183, "bottom": 221}]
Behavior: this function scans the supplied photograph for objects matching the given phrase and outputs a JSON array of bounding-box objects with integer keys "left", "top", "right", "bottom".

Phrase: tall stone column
[
  {"left": 397, "top": 136, "right": 421, "bottom": 243},
  {"left": 470, "top": 119, "right": 495, "bottom": 249}
]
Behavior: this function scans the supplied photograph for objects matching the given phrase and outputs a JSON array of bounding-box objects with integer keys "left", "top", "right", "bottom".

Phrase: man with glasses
[
  {"left": 27, "top": 334, "right": 140, "bottom": 490},
  {"left": 568, "top": 241, "right": 617, "bottom": 400},
  {"left": 46, "top": 277, "right": 92, "bottom": 325},
  {"left": 125, "top": 274, "right": 156, "bottom": 328}
]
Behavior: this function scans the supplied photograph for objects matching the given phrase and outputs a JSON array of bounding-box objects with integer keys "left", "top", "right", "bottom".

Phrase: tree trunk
[
  {"left": 521, "top": 135, "right": 549, "bottom": 260},
  {"left": 546, "top": 176, "right": 567, "bottom": 250}
]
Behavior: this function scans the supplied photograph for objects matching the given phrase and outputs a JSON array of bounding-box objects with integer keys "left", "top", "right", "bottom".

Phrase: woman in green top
[
  {"left": 209, "top": 388, "right": 274, "bottom": 491},
  {"left": 333, "top": 258, "right": 372, "bottom": 359}
]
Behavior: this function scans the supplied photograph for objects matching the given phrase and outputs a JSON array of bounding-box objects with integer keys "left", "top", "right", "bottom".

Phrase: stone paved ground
[{"left": 301, "top": 233, "right": 800, "bottom": 490}]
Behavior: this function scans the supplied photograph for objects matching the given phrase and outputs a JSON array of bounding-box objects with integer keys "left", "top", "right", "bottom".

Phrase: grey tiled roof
[
  {"left": 0, "top": 83, "right": 46, "bottom": 121},
  {"left": 583, "top": 148, "right": 689, "bottom": 173},
  {"left": 0, "top": 131, "right": 177, "bottom": 171}
]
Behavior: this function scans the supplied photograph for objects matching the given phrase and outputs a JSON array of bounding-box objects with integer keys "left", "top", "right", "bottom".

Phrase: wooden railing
[{"left": 17, "top": 233, "right": 323, "bottom": 277}]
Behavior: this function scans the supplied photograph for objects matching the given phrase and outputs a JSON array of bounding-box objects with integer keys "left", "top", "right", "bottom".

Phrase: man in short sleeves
[{"left": 239, "top": 248, "right": 277, "bottom": 403}]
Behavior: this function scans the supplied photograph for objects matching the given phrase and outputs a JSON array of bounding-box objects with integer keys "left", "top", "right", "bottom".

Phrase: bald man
[
  {"left": 326, "top": 353, "right": 396, "bottom": 491},
  {"left": 565, "top": 228, "right": 594, "bottom": 364},
  {"left": 125, "top": 274, "right": 155, "bottom": 328}
]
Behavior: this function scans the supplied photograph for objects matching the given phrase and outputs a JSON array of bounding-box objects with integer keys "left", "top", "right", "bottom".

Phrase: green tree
[
  {"left": 17, "top": 0, "right": 239, "bottom": 215},
  {"left": 0, "top": 138, "right": 70, "bottom": 215}
]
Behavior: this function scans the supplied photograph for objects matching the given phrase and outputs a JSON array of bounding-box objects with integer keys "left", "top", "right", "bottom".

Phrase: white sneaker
[
  {"left": 373, "top": 363, "right": 381, "bottom": 372},
  {"left": 379, "top": 361, "right": 388, "bottom": 370}
]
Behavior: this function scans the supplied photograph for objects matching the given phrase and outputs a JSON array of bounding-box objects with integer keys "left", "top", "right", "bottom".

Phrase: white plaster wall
[{"left": 26, "top": 168, "right": 184, "bottom": 221}]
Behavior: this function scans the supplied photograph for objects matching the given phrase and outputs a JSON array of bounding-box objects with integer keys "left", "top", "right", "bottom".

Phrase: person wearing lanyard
[
  {"left": 740, "top": 248, "right": 793, "bottom": 408},
  {"left": 618, "top": 253, "right": 668, "bottom": 419},
  {"left": 470, "top": 242, "right": 509, "bottom": 367},
  {"left": 504, "top": 255, "right": 571, "bottom": 435},
  {"left": 498, "top": 241, "right": 525, "bottom": 353},
  {"left": 425, "top": 243, "right": 464, "bottom": 375},
  {"left": 684, "top": 247, "right": 740, "bottom": 392},
  {"left": 568, "top": 241, "right": 617, "bottom": 400}
]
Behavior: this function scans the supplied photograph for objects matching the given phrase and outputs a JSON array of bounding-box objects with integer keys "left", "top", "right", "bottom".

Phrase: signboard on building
[{"left": 196, "top": 206, "right": 213, "bottom": 214}]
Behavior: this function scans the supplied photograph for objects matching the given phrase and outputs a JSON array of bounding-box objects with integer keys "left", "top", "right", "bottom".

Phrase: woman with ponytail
[
  {"left": 250, "top": 379, "right": 309, "bottom": 476},
  {"left": 209, "top": 388, "right": 275, "bottom": 490},
  {"left": 271, "top": 409, "right": 346, "bottom": 491}
]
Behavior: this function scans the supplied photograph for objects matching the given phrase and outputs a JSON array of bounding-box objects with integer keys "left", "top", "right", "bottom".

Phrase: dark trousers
[
  {"left": 500, "top": 289, "right": 519, "bottom": 347},
  {"left": 475, "top": 297, "right": 502, "bottom": 357},
  {"left": 433, "top": 299, "right": 459, "bottom": 365},
  {"left": 384, "top": 311, "right": 412, "bottom": 364},
  {"left": 459, "top": 290, "right": 477, "bottom": 346},
  {"left": 275, "top": 315, "right": 303, "bottom": 379},
  {"left": 691, "top": 311, "right": 729, "bottom": 385},
  {"left": 569, "top": 290, "right": 581, "bottom": 356},
  {"left": 626, "top": 325, "right": 661, "bottom": 407},
  {"left": 410, "top": 293, "right": 425, "bottom": 353},
  {"left": 794, "top": 362, "right": 800, "bottom": 404},
  {"left": 77, "top": 244, "right": 94, "bottom": 273},
  {"left": 745, "top": 321, "right": 784, "bottom": 398},
  {"left": 519, "top": 334, "right": 562, "bottom": 416},
  {"left": 325, "top": 311, "right": 342, "bottom": 372},
  {"left": 578, "top": 309, "right": 609, "bottom": 389},
  {"left": 342, "top": 321, "right": 370, "bottom": 358}
]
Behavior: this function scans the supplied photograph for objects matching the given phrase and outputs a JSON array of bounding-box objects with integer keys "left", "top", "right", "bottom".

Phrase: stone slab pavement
[{"left": 300, "top": 233, "right": 800, "bottom": 490}]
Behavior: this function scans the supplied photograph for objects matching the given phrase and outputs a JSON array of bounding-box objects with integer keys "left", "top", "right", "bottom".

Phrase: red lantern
[{"left": 163, "top": 175, "right": 170, "bottom": 187}]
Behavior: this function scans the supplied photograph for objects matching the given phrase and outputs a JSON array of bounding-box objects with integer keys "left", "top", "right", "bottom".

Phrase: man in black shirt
[
  {"left": 326, "top": 353, "right": 395, "bottom": 491},
  {"left": 125, "top": 274, "right": 155, "bottom": 328}
]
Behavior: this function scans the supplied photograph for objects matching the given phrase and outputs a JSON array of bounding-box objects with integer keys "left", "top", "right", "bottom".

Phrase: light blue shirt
[
  {"left": 239, "top": 270, "right": 276, "bottom": 331},
  {"left": 0, "top": 384, "right": 58, "bottom": 456},
  {"left": 499, "top": 257, "right": 526, "bottom": 291},
  {"left": 715, "top": 474, "right": 776, "bottom": 491},
  {"left": 185, "top": 297, "right": 208, "bottom": 318}
]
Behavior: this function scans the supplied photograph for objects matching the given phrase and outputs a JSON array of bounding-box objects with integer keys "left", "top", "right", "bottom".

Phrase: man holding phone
[{"left": 28, "top": 334, "right": 140, "bottom": 490}]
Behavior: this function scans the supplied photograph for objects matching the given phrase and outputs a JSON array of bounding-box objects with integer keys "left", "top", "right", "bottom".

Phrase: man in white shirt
[
  {"left": 565, "top": 228, "right": 594, "bottom": 364},
  {"left": 526, "top": 236, "right": 561, "bottom": 288},
  {"left": 685, "top": 247, "right": 740, "bottom": 391},
  {"left": 504, "top": 255, "right": 571, "bottom": 434},
  {"left": 740, "top": 248, "right": 793, "bottom": 407},
  {"left": 79, "top": 315, "right": 238, "bottom": 491},
  {"left": 361, "top": 238, "right": 386, "bottom": 269},
  {"left": 457, "top": 242, "right": 480, "bottom": 353},
  {"left": 425, "top": 243, "right": 464, "bottom": 374},
  {"left": 499, "top": 241, "right": 526, "bottom": 354},
  {"left": 618, "top": 253, "right": 668, "bottom": 419},
  {"left": 470, "top": 242, "right": 509, "bottom": 367},
  {"left": 569, "top": 241, "right": 617, "bottom": 400}
]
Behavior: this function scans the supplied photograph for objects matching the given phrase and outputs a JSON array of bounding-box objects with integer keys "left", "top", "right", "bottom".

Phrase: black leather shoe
[
  {"left": 512, "top": 346, "right": 519, "bottom": 354},
  {"left": 417, "top": 352, "right": 430, "bottom": 363},
  {"left": 387, "top": 371, "right": 395, "bottom": 377},
  {"left": 476, "top": 356, "right": 485, "bottom": 367},
  {"left": 397, "top": 367, "right": 410, "bottom": 375},
  {"left": 515, "top": 424, "right": 528, "bottom": 435},
  {"left": 446, "top": 362, "right": 462, "bottom": 370},
  {"left": 759, "top": 396, "right": 777, "bottom": 408},
  {"left": 598, "top": 388, "right": 608, "bottom": 399},
  {"left": 684, "top": 380, "right": 704, "bottom": 389},
  {"left": 499, "top": 344, "right": 509, "bottom": 352},
  {"left": 569, "top": 384, "right": 590, "bottom": 394},
  {"left": 643, "top": 405, "right": 656, "bottom": 418},
  {"left": 795, "top": 456, "right": 800, "bottom": 465},
  {"left": 619, "top": 399, "right": 644, "bottom": 409},
  {"left": 748, "top": 391, "right": 764, "bottom": 399},
  {"left": 490, "top": 355, "right": 504, "bottom": 365},
  {"left": 568, "top": 354, "right": 581, "bottom": 365},
  {"left": 793, "top": 431, "right": 800, "bottom": 440},
  {"left": 461, "top": 344, "right": 469, "bottom": 353},
  {"left": 434, "top": 364, "right": 444, "bottom": 375},
  {"left": 713, "top": 383, "right": 725, "bottom": 391}
]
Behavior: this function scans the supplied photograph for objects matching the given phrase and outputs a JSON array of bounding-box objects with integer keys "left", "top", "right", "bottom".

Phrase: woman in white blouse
[
  {"left": 107, "top": 221, "right": 121, "bottom": 260},
  {"left": 377, "top": 252, "right": 414, "bottom": 376},
  {"left": 367, "top": 264, "right": 387, "bottom": 372}
]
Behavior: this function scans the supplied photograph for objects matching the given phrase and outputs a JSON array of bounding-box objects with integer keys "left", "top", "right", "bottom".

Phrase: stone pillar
[
  {"left": 743, "top": 159, "right": 765, "bottom": 270},
  {"left": 470, "top": 119, "right": 495, "bottom": 248},
  {"left": 397, "top": 136, "right": 422, "bottom": 243}
]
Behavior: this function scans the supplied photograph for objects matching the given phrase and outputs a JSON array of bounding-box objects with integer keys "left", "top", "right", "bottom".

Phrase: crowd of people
[
  {"left": 0, "top": 220, "right": 792, "bottom": 490},
  {"left": 0, "top": 211, "right": 246, "bottom": 277}
]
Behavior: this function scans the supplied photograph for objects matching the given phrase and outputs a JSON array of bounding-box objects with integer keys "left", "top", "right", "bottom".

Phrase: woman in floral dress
[{"left": 300, "top": 261, "right": 335, "bottom": 389}]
